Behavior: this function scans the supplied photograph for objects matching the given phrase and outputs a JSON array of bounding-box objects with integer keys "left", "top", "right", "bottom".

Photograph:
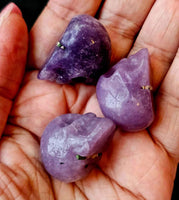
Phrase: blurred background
[
  {"left": 0, "top": 0, "right": 48, "bottom": 30},
  {"left": 0, "top": 0, "right": 178, "bottom": 199}
]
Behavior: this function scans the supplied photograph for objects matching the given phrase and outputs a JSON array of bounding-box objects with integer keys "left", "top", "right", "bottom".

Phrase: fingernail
[{"left": 0, "top": 3, "right": 22, "bottom": 26}]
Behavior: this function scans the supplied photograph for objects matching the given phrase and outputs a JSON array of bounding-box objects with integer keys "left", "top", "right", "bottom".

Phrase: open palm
[{"left": 0, "top": 0, "right": 179, "bottom": 199}]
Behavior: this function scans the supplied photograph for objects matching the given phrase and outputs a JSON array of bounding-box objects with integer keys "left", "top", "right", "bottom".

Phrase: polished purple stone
[
  {"left": 40, "top": 113, "right": 116, "bottom": 182},
  {"left": 96, "top": 48, "right": 154, "bottom": 132},
  {"left": 38, "top": 14, "right": 111, "bottom": 84}
]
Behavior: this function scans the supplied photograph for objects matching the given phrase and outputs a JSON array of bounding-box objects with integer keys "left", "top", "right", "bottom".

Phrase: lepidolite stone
[
  {"left": 40, "top": 113, "right": 116, "bottom": 182},
  {"left": 38, "top": 14, "right": 111, "bottom": 84},
  {"left": 96, "top": 48, "right": 154, "bottom": 132}
]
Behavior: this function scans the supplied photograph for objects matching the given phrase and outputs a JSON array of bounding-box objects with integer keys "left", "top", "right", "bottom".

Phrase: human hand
[{"left": 1, "top": 1, "right": 179, "bottom": 199}]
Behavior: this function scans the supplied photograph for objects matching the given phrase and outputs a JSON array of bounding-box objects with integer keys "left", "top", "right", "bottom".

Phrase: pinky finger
[{"left": 150, "top": 48, "right": 179, "bottom": 161}]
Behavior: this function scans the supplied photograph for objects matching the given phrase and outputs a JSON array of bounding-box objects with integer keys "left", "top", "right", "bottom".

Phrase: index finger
[
  {"left": 0, "top": 3, "right": 28, "bottom": 136},
  {"left": 28, "top": 0, "right": 102, "bottom": 68}
]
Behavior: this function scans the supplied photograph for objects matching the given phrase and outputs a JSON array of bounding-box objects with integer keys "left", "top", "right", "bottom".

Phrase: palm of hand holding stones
[{"left": 38, "top": 14, "right": 154, "bottom": 182}]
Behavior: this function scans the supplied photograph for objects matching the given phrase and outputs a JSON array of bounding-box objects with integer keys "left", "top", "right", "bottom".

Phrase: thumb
[{"left": 0, "top": 3, "right": 28, "bottom": 136}]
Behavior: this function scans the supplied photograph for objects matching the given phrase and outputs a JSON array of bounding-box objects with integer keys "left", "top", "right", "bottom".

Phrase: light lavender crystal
[
  {"left": 40, "top": 113, "right": 116, "bottom": 182},
  {"left": 96, "top": 48, "right": 154, "bottom": 132}
]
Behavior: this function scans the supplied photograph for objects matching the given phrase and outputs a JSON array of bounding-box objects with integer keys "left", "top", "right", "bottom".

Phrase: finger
[
  {"left": 0, "top": 3, "right": 28, "bottom": 136},
  {"left": 28, "top": 0, "right": 102, "bottom": 68},
  {"left": 130, "top": 0, "right": 179, "bottom": 90},
  {"left": 98, "top": 0, "right": 155, "bottom": 64},
  {"left": 150, "top": 49, "right": 179, "bottom": 161}
]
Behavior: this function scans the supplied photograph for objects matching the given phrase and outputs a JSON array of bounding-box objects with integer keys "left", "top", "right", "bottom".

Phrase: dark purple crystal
[{"left": 38, "top": 14, "right": 111, "bottom": 84}]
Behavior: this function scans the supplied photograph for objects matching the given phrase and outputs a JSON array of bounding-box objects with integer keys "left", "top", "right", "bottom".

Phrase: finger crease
[
  {"left": 158, "top": 89, "right": 179, "bottom": 110},
  {"left": 135, "top": 40, "right": 176, "bottom": 65},
  {"left": 100, "top": 12, "right": 140, "bottom": 40},
  {"left": 46, "top": 1, "right": 80, "bottom": 22}
]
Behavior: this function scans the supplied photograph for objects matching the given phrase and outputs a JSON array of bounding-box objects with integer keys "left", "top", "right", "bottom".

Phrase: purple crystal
[
  {"left": 40, "top": 113, "right": 116, "bottom": 182},
  {"left": 38, "top": 14, "right": 111, "bottom": 84},
  {"left": 96, "top": 48, "right": 154, "bottom": 132}
]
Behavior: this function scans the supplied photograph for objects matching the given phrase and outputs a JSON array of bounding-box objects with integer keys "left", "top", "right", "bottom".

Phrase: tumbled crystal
[
  {"left": 38, "top": 14, "right": 111, "bottom": 84},
  {"left": 40, "top": 113, "right": 116, "bottom": 182},
  {"left": 96, "top": 48, "right": 154, "bottom": 132}
]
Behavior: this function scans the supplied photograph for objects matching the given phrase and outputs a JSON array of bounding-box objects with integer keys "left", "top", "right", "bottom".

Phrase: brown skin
[{"left": 0, "top": 0, "right": 179, "bottom": 199}]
